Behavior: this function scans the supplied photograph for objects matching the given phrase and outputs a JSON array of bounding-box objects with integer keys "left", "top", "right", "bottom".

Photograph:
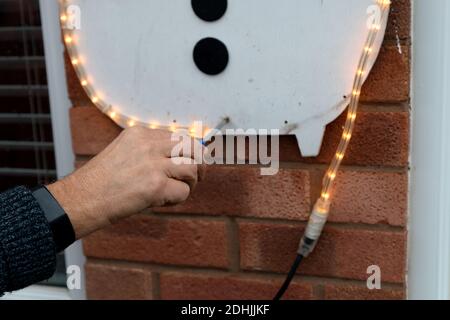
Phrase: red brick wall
[{"left": 67, "top": 0, "right": 410, "bottom": 300}]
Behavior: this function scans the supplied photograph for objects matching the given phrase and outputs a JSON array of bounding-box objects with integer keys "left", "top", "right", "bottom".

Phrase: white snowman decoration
[{"left": 61, "top": 0, "right": 388, "bottom": 156}]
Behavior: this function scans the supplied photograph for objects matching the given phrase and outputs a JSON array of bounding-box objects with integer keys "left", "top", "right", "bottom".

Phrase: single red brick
[
  {"left": 327, "top": 170, "right": 407, "bottom": 227},
  {"left": 385, "top": 0, "right": 411, "bottom": 41},
  {"left": 156, "top": 166, "right": 311, "bottom": 221},
  {"left": 85, "top": 261, "right": 153, "bottom": 300},
  {"left": 160, "top": 272, "right": 313, "bottom": 300},
  {"left": 70, "top": 107, "right": 121, "bottom": 156},
  {"left": 280, "top": 110, "right": 410, "bottom": 167},
  {"left": 239, "top": 222, "right": 406, "bottom": 283},
  {"left": 84, "top": 214, "right": 229, "bottom": 269},
  {"left": 361, "top": 45, "right": 410, "bottom": 103},
  {"left": 324, "top": 282, "right": 405, "bottom": 300}
]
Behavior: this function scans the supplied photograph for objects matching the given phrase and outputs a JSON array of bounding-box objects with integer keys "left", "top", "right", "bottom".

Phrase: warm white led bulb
[{"left": 321, "top": 193, "right": 330, "bottom": 200}]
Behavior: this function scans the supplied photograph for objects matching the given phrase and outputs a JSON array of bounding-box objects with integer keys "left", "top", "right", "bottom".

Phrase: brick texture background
[{"left": 66, "top": 0, "right": 410, "bottom": 300}]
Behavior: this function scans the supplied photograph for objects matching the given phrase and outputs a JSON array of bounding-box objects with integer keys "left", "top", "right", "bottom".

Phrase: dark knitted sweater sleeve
[{"left": 0, "top": 186, "right": 56, "bottom": 296}]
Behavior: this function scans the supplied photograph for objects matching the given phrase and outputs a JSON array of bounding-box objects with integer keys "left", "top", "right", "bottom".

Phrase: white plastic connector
[{"left": 298, "top": 199, "right": 330, "bottom": 257}]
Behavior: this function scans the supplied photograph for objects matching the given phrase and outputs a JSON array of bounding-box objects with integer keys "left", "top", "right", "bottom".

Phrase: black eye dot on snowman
[
  {"left": 191, "top": 0, "right": 227, "bottom": 22},
  {"left": 193, "top": 38, "right": 229, "bottom": 76}
]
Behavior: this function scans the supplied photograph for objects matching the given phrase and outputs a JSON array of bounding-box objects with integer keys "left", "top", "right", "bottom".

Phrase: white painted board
[{"left": 66, "top": 0, "right": 387, "bottom": 156}]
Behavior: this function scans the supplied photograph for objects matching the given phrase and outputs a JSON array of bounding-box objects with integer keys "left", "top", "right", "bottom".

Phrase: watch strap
[{"left": 32, "top": 186, "right": 76, "bottom": 253}]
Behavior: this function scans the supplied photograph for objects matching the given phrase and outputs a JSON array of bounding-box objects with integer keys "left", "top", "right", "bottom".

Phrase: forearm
[{"left": 47, "top": 171, "right": 112, "bottom": 240}]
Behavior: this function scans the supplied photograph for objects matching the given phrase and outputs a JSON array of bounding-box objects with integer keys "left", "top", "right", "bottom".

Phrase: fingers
[
  {"left": 165, "top": 158, "right": 199, "bottom": 191},
  {"left": 164, "top": 134, "right": 206, "bottom": 164},
  {"left": 169, "top": 138, "right": 207, "bottom": 181},
  {"left": 138, "top": 129, "right": 207, "bottom": 205},
  {"left": 140, "top": 127, "right": 206, "bottom": 165},
  {"left": 162, "top": 178, "right": 191, "bottom": 206}
]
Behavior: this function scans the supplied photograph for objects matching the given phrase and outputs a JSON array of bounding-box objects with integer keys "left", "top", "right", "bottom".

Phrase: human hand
[{"left": 48, "top": 126, "right": 205, "bottom": 239}]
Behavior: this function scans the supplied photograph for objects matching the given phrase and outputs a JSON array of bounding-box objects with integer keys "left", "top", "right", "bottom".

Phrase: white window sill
[{"left": 1, "top": 285, "right": 71, "bottom": 300}]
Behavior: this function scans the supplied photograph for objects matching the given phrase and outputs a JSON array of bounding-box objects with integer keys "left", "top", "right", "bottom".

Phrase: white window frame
[
  {"left": 4, "top": 0, "right": 87, "bottom": 300},
  {"left": 409, "top": 0, "right": 450, "bottom": 300},
  {"left": 41, "top": 0, "right": 86, "bottom": 300}
]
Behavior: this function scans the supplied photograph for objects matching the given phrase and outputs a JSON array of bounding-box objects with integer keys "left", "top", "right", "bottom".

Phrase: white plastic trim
[
  {"left": 409, "top": 0, "right": 450, "bottom": 300},
  {"left": 39, "top": 0, "right": 86, "bottom": 300}
]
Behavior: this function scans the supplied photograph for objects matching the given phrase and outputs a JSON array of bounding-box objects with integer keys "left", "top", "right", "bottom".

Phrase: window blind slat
[
  {"left": 0, "top": 56, "right": 45, "bottom": 69},
  {"left": 0, "top": 113, "right": 51, "bottom": 123},
  {"left": 0, "top": 140, "right": 54, "bottom": 150},
  {"left": 0, "top": 85, "right": 49, "bottom": 96}
]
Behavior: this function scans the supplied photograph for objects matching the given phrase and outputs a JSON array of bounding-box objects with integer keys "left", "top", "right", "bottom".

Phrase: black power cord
[{"left": 273, "top": 254, "right": 304, "bottom": 300}]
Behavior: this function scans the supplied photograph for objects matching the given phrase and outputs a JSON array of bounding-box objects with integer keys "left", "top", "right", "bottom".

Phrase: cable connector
[{"left": 297, "top": 199, "right": 330, "bottom": 257}]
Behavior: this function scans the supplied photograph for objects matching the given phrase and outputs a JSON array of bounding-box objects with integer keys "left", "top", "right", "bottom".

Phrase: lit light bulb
[
  {"left": 92, "top": 96, "right": 99, "bottom": 103},
  {"left": 343, "top": 132, "right": 352, "bottom": 140},
  {"left": 372, "top": 24, "right": 381, "bottom": 31},
  {"left": 321, "top": 193, "right": 330, "bottom": 200},
  {"left": 81, "top": 80, "right": 88, "bottom": 86},
  {"left": 64, "top": 36, "right": 73, "bottom": 44}
]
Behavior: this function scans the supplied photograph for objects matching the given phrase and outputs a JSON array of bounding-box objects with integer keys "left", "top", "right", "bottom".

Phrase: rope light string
[
  {"left": 60, "top": 0, "right": 391, "bottom": 299},
  {"left": 275, "top": 0, "right": 391, "bottom": 300},
  {"left": 316, "top": 0, "right": 391, "bottom": 216},
  {"left": 60, "top": 0, "right": 388, "bottom": 142}
]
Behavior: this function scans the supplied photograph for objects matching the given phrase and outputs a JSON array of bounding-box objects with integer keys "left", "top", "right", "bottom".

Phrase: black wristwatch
[{"left": 32, "top": 186, "right": 76, "bottom": 253}]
